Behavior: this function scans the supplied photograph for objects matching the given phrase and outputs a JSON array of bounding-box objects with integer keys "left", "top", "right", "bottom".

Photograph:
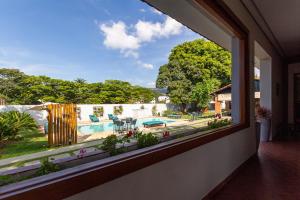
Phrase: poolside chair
[
  {"left": 113, "top": 119, "right": 125, "bottom": 133},
  {"left": 130, "top": 119, "right": 137, "bottom": 130},
  {"left": 89, "top": 115, "right": 99, "bottom": 122},
  {"left": 108, "top": 114, "right": 118, "bottom": 120},
  {"left": 108, "top": 114, "right": 114, "bottom": 120}
]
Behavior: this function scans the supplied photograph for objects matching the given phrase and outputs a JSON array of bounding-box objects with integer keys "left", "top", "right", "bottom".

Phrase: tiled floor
[{"left": 212, "top": 138, "right": 300, "bottom": 200}]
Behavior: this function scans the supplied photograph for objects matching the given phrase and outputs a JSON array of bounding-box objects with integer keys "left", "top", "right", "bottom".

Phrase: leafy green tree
[
  {"left": 156, "top": 39, "right": 231, "bottom": 111},
  {"left": 191, "top": 79, "right": 220, "bottom": 111},
  {"left": 0, "top": 68, "right": 156, "bottom": 105}
]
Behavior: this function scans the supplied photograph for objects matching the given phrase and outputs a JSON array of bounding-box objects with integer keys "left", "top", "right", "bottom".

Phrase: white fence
[
  {"left": 77, "top": 104, "right": 167, "bottom": 122},
  {"left": 0, "top": 104, "right": 168, "bottom": 125}
]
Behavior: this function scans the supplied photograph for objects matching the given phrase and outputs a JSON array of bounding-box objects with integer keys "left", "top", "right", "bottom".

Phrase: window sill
[{"left": 0, "top": 123, "right": 249, "bottom": 200}]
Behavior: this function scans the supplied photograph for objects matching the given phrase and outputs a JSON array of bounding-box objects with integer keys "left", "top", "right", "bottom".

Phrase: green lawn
[{"left": 0, "top": 130, "right": 49, "bottom": 160}]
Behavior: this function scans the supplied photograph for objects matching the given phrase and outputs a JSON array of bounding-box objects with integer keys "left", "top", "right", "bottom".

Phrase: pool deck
[{"left": 77, "top": 117, "right": 211, "bottom": 142}]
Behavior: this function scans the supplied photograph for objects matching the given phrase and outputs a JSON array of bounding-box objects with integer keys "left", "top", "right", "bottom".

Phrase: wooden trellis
[
  {"left": 47, "top": 104, "right": 77, "bottom": 147},
  {"left": 0, "top": 98, "right": 6, "bottom": 105}
]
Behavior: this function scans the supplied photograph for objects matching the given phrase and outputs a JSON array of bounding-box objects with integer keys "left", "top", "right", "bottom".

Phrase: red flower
[
  {"left": 127, "top": 131, "right": 133, "bottom": 137},
  {"left": 163, "top": 131, "right": 170, "bottom": 138}
]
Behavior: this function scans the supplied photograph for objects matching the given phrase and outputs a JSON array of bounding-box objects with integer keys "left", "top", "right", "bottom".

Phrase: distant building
[
  {"left": 211, "top": 79, "right": 260, "bottom": 113},
  {"left": 150, "top": 88, "right": 170, "bottom": 103}
]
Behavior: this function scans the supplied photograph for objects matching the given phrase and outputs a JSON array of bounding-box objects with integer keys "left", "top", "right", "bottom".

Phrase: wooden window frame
[{"left": 0, "top": 1, "right": 249, "bottom": 199}]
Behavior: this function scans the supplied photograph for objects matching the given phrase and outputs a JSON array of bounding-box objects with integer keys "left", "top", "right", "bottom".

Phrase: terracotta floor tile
[{"left": 212, "top": 139, "right": 300, "bottom": 200}]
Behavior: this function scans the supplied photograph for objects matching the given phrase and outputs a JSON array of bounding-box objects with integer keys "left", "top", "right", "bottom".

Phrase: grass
[{"left": 0, "top": 130, "right": 49, "bottom": 160}]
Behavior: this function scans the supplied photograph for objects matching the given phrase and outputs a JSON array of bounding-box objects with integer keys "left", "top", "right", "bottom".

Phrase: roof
[{"left": 212, "top": 84, "right": 232, "bottom": 95}]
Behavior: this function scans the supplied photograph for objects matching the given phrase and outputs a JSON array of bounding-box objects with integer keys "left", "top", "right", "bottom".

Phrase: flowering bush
[
  {"left": 126, "top": 130, "right": 133, "bottom": 137},
  {"left": 207, "top": 119, "right": 232, "bottom": 130},
  {"left": 77, "top": 148, "right": 87, "bottom": 158}
]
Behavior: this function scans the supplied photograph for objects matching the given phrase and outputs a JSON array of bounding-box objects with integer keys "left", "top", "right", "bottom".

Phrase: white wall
[
  {"left": 77, "top": 104, "right": 167, "bottom": 122},
  {"left": 288, "top": 63, "right": 300, "bottom": 123},
  {"left": 0, "top": 104, "right": 168, "bottom": 125},
  {"left": 66, "top": 129, "right": 255, "bottom": 200},
  {"left": 65, "top": 0, "right": 285, "bottom": 199}
]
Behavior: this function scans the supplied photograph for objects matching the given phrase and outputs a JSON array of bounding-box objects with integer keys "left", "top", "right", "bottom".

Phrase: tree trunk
[{"left": 180, "top": 103, "right": 186, "bottom": 113}]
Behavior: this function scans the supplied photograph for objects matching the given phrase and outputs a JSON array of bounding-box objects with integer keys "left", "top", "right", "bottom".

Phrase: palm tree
[{"left": 74, "top": 78, "right": 86, "bottom": 84}]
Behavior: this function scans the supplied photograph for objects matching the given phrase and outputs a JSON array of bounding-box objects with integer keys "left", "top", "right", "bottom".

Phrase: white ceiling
[{"left": 244, "top": 0, "right": 300, "bottom": 58}]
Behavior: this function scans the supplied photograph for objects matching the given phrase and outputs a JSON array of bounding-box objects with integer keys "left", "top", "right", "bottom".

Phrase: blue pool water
[{"left": 78, "top": 118, "right": 175, "bottom": 135}]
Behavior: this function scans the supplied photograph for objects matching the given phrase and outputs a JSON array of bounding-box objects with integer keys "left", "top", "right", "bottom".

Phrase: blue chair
[
  {"left": 113, "top": 119, "right": 124, "bottom": 133},
  {"left": 89, "top": 115, "right": 99, "bottom": 122},
  {"left": 108, "top": 114, "right": 118, "bottom": 120}
]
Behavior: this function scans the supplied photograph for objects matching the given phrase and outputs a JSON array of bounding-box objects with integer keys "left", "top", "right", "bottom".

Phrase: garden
[
  {"left": 0, "top": 111, "right": 48, "bottom": 160},
  {"left": 0, "top": 38, "right": 234, "bottom": 186}
]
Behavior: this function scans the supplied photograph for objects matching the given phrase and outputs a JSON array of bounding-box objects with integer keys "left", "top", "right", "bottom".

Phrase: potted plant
[{"left": 256, "top": 106, "right": 271, "bottom": 142}]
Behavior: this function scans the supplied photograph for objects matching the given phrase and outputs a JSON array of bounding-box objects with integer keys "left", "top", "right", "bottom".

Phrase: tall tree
[
  {"left": 156, "top": 39, "right": 231, "bottom": 111},
  {"left": 0, "top": 68, "right": 156, "bottom": 105}
]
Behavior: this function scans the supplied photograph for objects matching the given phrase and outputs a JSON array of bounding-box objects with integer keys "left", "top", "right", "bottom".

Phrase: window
[{"left": 0, "top": 0, "right": 249, "bottom": 198}]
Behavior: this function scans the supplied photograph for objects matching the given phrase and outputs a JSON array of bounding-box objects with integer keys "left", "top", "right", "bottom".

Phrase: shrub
[
  {"left": 207, "top": 119, "right": 232, "bottom": 130},
  {"left": 162, "top": 110, "right": 181, "bottom": 117},
  {"left": 101, "top": 135, "right": 126, "bottom": 156},
  {"left": 0, "top": 175, "right": 14, "bottom": 186},
  {"left": 113, "top": 106, "right": 123, "bottom": 115},
  {"left": 136, "top": 133, "right": 159, "bottom": 149},
  {"left": 0, "top": 111, "right": 38, "bottom": 141},
  {"left": 36, "top": 159, "right": 60, "bottom": 176}
]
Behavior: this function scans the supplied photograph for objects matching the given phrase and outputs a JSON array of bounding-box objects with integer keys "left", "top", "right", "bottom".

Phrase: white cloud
[
  {"left": 98, "top": 15, "right": 183, "bottom": 70},
  {"left": 142, "top": 63, "right": 154, "bottom": 69},
  {"left": 139, "top": 8, "right": 146, "bottom": 13},
  {"left": 135, "top": 16, "right": 183, "bottom": 42},
  {"left": 137, "top": 60, "right": 154, "bottom": 70},
  {"left": 98, "top": 16, "right": 183, "bottom": 59},
  {"left": 100, "top": 21, "right": 140, "bottom": 51},
  {"left": 151, "top": 8, "right": 162, "bottom": 15},
  {"left": 147, "top": 81, "right": 155, "bottom": 87}
]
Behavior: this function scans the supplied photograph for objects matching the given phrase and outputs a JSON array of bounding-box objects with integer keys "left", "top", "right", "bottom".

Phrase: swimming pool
[{"left": 78, "top": 118, "right": 175, "bottom": 135}]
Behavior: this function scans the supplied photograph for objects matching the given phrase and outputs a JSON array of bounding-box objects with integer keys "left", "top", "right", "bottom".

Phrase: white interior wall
[
  {"left": 259, "top": 59, "right": 272, "bottom": 110},
  {"left": 288, "top": 62, "right": 300, "bottom": 123},
  {"left": 66, "top": 0, "right": 285, "bottom": 199},
  {"left": 66, "top": 129, "right": 255, "bottom": 200}
]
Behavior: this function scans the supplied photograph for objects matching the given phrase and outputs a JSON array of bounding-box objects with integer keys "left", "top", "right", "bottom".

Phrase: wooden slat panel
[
  {"left": 62, "top": 105, "right": 66, "bottom": 145},
  {"left": 53, "top": 104, "right": 57, "bottom": 145},
  {"left": 46, "top": 104, "right": 77, "bottom": 147},
  {"left": 47, "top": 104, "right": 53, "bottom": 146},
  {"left": 74, "top": 104, "right": 77, "bottom": 144}
]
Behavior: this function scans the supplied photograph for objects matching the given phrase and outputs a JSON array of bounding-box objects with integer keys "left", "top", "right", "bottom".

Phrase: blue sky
[{"left": 0, "top": 0, "right": 200, "bottom": 87}]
